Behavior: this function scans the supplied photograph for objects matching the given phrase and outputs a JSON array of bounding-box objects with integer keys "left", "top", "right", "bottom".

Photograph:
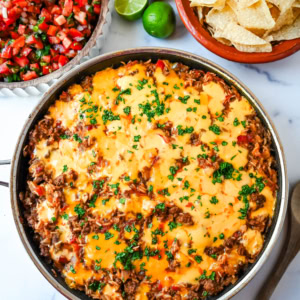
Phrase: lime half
[{"left": 115, "top": 0, "right": 148, "bottom": 21}]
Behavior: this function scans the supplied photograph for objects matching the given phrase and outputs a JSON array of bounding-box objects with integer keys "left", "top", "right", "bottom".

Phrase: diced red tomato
[
  {"left": 42, "top": 65, "right": 52, "bottom": 75},
  {"left": 58, "top": 55, "right": 69, "bottom": 67},
  {"left": 1, "top": 46, "right": 12, "bottom": 59},
  {"left": 62, "top": 37, "right": 72, "bottom": 49},
  {"left": 48, "top": 36, "right": 61, "bottom": 44},
  {"left": 74, "top": 11, "right": 87, "bottom": 25},
  {"left": 0, "top": 62, "right": 11, "bottom": 74},
  {"left": 156, "top": 59, "right": 165, "bottom": 69},
  {"left": 94, "top": 4, "right": 101, "bottom": 14},
  {"left": 70, "top": 42, "right": 83, "bottom": 50},
  {"left": 26, "top": 35, "right": 37, "bottom": 45},
  {"left": 14, "top": 56, "right": 29, "bottom": 67},
  {"left": 12, "top": 36, "right": 25, "bottom": 48},
  {"left": 21, "top": 71, "right": 38, "bottom": 81},
  {"left": 62, "top": 0, "right": 73, "bottom": 17},
  {"left": 30, "top": 63, "right": 40, "bottom": 69},
  {"left": 57, "top": 30, "right": 67, "bottom": 41},
  {"left": 51, "top": 5, "right": 61, "bottom": 15},
  {"left": 171, "top": 286, "right": 180, "bottom": 291},
  {"left": 68, "top": 28, "right": 83, "bottom": 38},
  {"left": 55, "top": 15, "right": 66, "bottom": 26},
  {"left": 42, "top": 55, "right": 51, "bottom": 63},
  {"left": 34, "top": 39, "right": 44, "bottom": 49},
  {"left": 78, "top": 0, "right": 87, "bottom": 7},
  {"left": 18, "top": 24, "right": 26, "bottom": 35},
  {"left": 10, "top": 31, "right": 19, "bottom": 39},
  {"left": 58, "top": 256, "right": 68, "bottom": 264},
  {"left": 38, "top": 20, "right": 49, "bottom": 31},
  {"left": 34, "top": 185, "right": 45, "bottom": 196},
  {"left": 21, "top": 47, "right": 32, "bottom": 57},
  {"left": 40, "top": 8, "right": 51, "bottom": 21},
  {"left": 237, "top": 135, "right": 252, "bottom": 145},
  {"left": 47, "top": 25, "right": 59, "bottom": 36}
]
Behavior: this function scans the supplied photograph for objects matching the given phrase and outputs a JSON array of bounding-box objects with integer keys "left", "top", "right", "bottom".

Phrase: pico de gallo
[{"left": 0, "top": 0, "right": 101, "bottom": 82}]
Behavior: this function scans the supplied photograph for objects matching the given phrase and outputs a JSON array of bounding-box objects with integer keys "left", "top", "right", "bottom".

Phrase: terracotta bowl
[
  {"left": 175, "top": 0, "right": 300, "bottom": 63},
  {"left": 0, "top": 0, "right": 111, "bottom": 95}
]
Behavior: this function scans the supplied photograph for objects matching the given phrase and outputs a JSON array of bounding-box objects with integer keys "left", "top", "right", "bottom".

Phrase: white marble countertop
[{"left": 0, "top": 1, "right": 300, "bottom": 299}]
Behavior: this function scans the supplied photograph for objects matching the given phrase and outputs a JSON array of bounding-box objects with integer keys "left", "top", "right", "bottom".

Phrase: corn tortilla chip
[
  {"left": 233, "top": 42, "right": 272, "bottom": 52},
  {"left": 190, "top": 0, "right": 225, "bottom": 9},
  {"left": 213, "top": 21, "right": 270, "bottom": 45},
  {"left": 267, "top": 0, "right": 296, "bottom": 13},
  {"left": 228, "top": 0, "right": 275, "bottom": 29},
  {"left": 268, "top": 16, "right": 300, "bottom": 41},
  {"left": 206, "top": 5, "right": 237, "bottom": 28}
]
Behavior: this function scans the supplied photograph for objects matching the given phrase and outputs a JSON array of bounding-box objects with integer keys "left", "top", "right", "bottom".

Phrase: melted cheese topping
[{"left": 32, "top": 61, "right": 276, "bottom": 298}]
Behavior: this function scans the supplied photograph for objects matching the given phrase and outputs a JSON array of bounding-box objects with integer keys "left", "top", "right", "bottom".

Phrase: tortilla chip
[
  {"left": 228, "top": 0, "right": 275, "bottom": 29},
  {"left": 293, "top": 1, "right": 300, "bottom": 8},
  {"left": 267, "top": 0, "right": 295, "bottom": 13},
  {"left": 233, "top": 42, "right": 272, "bottom": 52},
  {"left": 234, "top": 0, "right": 260, "bottom": 8},
  {"left": 268, "top": 16, "right": 300, "bottom": 41},
  {"left": 213, "top": 21, "right": 271, "bottom": 45},
  {"left": 206, "top": 5, "right": 237, "bottom": 28},
  {"left": 190, "top": 0, "right": 225, "bottom": 9}
]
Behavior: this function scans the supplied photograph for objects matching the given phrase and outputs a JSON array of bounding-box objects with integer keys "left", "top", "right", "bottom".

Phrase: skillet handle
[{"left": 0, "top": 159, "right": 11, "bottom": 187}]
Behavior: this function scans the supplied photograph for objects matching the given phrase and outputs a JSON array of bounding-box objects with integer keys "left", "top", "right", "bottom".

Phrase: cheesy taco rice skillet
[{"left": 8, "top": 48, "right": 287, "bottom": 300}]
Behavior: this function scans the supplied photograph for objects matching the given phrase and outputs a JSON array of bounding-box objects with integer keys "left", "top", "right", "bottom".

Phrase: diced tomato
[
  {"left": 48, "top": 36, "right": 61, "bottom": 44},
  {"left": 34, "top": 185, "right": 45, "bottom": 196},
  {"left": 55, "top": 15, "right": 66, "bottom": 26},
  {"left": 68, "top": 28, "right": 83, "bottom": 38},
  {"left": 58, "top": 256, "right": 68, "bottom": 264},
  {"left": 26, "top": 35, "right": 37, "bottom": 45},
  {"left": 12, "top": 47, "right": 20, "bottom": 56},
  {"left": 1, "top": 46, "right": 12, "bottom": 59},
  {"left": 171, "top": 286, "right": 180, "bottom": 291},
  {"left": 42, "top": 55, "right": 51, "bottom": 63},
  {"left": 237, "top": 135, "right": 252, "bottom": 145},
  {"left": 157, "top": 282, "right": 163, "bottom": 291},
  {"left": 21, "top": 47, "right": 32, "bottom": 57},
  {"left": 57, "top": 30, "right": 67, "bottom": 41},
  {"left": 62, "top": 37, "right": 72, "bottom": 49},
  {"left": 52, "top": 62, "right": 59, "bottom": 70},
  {"left": 40, "top": 8, "right": 51, "bottom": 21},
  {"left": 51, "top": 5, "right": 62, "bottom": 15},
  {"left": 78, "top": 0, "right": 87, "bottom": 7},
  {"left": 30, "top": 63, "right": 40, "bottom": 70},
  {"left": 38, "top": 21, "right": 49, "bottom": 31},
  {"left": 42, "top": 65, "right": 52, "bottom": 75},
  {"left": 94, "top": 4, "right": 101, "bottom": 14},
  {"left": 70, "top": 42, "right": 83, "bottom": 50},
  {"left": 156, "top": 60, "right": 165, "bottom": 69},
  {"left": 10, "top": 31, "right": 19, "bottom": 39},
  {"left": 185, "top": 202, "right": 193, "bottom": 208},
  {"left": 0, "top": 62, "right": 10, "bottom": 74},
  {"left": 14, "top": 1, "right": 29, "bottom": 8},
  {"left": 18, "top": 24, "right": 26, "bottom": 35},
  {"left": 58, "top": 55, "right": 69, "bottom": 67},
  {"left": 74, "top": 11, "right": 87, "bottom": 25},
  {"left": 12, "top": 36, "right": 25, "bottom": 48},
  {"left": 34, "top": 39, "right": 44, "bottom": 50},
  {"left": 21, "top": 70, "right": 38, "bottom": 81},
  {"left": 14, "top": 56, "right": 29, "bottom": 67},
  {"left": 63, "top": 0, "right": 73, "bottom": 17},
  {"left": 47, "top": 25, "right": 59, "bottom": 36}
]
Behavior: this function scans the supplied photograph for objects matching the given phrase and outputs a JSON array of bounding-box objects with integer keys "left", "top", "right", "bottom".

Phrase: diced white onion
[{"left": 2, "top": 7, "right": 8, "bottom": 19}]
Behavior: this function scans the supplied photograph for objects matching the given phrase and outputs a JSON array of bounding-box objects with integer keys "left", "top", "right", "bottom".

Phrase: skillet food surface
[{"left": 20, "top": 60, "right": 277, "bottom": 299}]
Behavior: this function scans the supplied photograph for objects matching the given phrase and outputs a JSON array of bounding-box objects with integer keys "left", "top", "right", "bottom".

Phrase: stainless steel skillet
[{"left": 0, "top": 47, "right": 288, "bottom": 299}]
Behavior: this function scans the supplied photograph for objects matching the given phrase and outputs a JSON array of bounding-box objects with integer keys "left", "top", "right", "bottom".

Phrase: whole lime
[{"left": 142, "top": 2, "right": 176, "bottom": 38}]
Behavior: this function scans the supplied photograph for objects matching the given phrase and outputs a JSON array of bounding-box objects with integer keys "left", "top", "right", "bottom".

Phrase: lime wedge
[{"left": 115, "top": 0, "right": 148, "bottom": 21}]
